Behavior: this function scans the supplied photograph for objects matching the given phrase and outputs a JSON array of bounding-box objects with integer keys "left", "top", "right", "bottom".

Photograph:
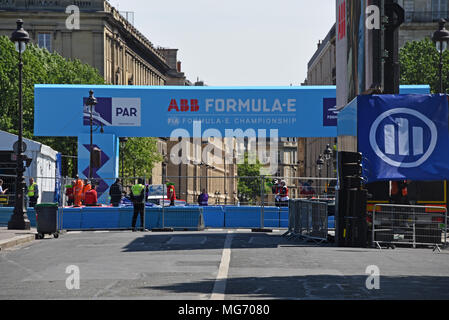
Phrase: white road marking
[{"left": 211, "top": 231, "right": 234, "bottom": 300}]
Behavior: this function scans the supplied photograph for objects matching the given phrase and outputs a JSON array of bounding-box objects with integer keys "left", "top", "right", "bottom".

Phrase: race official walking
[{"left": 131, "top": 178, "right": 146, "bottom": 231}]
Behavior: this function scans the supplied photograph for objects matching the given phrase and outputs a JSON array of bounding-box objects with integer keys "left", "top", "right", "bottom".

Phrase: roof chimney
[{"left": 177, "top": 61, "right": 181, "bottom": 72}]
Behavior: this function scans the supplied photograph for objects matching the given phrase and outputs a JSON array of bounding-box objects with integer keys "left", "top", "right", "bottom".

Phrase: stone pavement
[{"left": 0, "top": 227, "right": 37, "bottom": 251}]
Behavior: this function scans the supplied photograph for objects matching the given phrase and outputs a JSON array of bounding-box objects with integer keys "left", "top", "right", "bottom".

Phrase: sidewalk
[{"left": 0, "top": 227, "right": 37, "bottom": 251}]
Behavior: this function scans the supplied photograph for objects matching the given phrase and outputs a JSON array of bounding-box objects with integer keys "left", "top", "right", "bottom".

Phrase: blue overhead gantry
[{"left": 34, "top": 84, "right": 429, "bottom": 204}]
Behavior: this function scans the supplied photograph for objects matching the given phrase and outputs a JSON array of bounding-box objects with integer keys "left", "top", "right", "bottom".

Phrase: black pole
[
  {"left": 383, "top": 0, "right": 404, "bottom": 94},
  {"left": 318, "top": 167, "right": 321, "bottom": 198},
  {"left": 439, "top": 48, "right": 443, "bottom": 94},
  {"left": 433, "top": 19, "right": 449, "bottom": 93},
  {"left": 8, "top": 38, "right": 30, "bottom": 230},
  {"left": 86, "top": 90, "right": 96, "bottom": 180},
  {"left": 89, "top": 104, "right": 93, "bottom": 179},
  {"left": 121, "top": 144, "right": 124, "bottom": 177}
]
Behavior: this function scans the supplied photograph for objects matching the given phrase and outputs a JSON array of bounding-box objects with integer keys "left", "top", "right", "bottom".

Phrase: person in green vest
[
  {"left": 27, "top": 178, "right": 39, "bottom": 208},
  {"left": 131, "top": 178, "right": 146, "bottom": 232}
]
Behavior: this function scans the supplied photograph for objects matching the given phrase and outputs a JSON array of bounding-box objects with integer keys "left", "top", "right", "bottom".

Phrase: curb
[{"left": 0, "top": 234, "right": 35, "bottom": 251}]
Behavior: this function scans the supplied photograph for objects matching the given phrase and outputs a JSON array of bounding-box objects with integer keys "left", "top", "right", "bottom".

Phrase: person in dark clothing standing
[
  {"left": 198, "top": 189, "right": 209, "bottom": 206},
  {"left": 390, "top": 180, "right": 409, "bottom": 205},
  {"left": 131, "top": 178, "right": 146, "bottom": 232},
  {"left": 65, "top": 180, "right": 75, "bottom": 206},
  {"left": 109, "top": 179, "right": 123, "bottom": 207}
]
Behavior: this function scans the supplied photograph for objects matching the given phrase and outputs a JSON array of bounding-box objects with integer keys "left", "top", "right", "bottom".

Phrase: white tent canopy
[{"left": 0, "top": 130, "right": 59, "bottom": 204}]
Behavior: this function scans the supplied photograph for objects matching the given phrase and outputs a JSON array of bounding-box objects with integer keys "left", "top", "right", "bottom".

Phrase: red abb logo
[
  {"left": 338, "top": 0, "right": 346, "bottom": 41},
  {"left": 168, "top": 99, "right": 199, "bottom": 112}
]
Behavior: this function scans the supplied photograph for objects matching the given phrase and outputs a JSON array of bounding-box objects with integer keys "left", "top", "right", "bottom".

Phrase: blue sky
[{"left": 109, "top": 0, "right": 336, "bottom": 86}]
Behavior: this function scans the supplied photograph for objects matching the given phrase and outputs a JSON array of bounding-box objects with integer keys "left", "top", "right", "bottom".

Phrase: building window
[
  {"left": 38, "top": 33, "right": 52, "bottom": 52},
  {"left": 432, "top": 0, "right": 448, "bottom": 21}
]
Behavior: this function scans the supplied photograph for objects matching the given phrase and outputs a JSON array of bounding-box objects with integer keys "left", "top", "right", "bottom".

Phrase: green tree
[
  {"left": 237, "top": 152, "right": 271, "bottom": 204},
  {"left": 399, "top": 37, "right": 449, "bottom": 93},
  {"left": 120, "top": 137, "right": 162, "bottom": 178},
  {"left": 0, "top": 35, "right": 105, "bottom": 175}
]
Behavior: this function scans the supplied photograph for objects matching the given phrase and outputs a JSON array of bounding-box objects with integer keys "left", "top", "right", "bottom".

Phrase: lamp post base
[{"left": 7, "top": 213, "right": 31, "bottom": 230}]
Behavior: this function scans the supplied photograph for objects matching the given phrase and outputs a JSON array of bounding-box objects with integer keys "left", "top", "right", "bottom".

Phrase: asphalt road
[{"left": 1, "top": 229, "right": 449, "bottom": 300}]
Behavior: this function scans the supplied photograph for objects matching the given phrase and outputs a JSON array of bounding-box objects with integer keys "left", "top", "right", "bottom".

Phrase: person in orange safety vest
[
  {"left": 82, "top": 179, "right": 92, "bottom": 204},
  {"left": 73, "top": 175, "right": 84, "bottom": 207}
]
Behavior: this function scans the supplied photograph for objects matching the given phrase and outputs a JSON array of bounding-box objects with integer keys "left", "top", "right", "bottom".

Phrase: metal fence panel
[
  {"left": 372, "top": 204, "right": 448, "bottom": 250},
  {"left": 286, "top": 199, "right": 328, "bottom": 242}
]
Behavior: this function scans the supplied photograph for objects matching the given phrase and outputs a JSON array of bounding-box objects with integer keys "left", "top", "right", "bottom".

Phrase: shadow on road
[
  {"left": 121, "top": 232, "right": 332, "bottom": 252},
  {"left": 143, "top": 274, "right": 449, "bottom": 299}
]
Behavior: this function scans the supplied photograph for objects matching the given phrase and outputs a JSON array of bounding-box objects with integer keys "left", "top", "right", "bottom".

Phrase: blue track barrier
[
  {"left": 118, "top": 207, "right": 134, "bottom": 229},
  {"left": 224, "top": 206, "right": 261, "bottom": 228},
  {"left": 262, "top": 206, "right": 281, "bottom": 228},
  {"left": 0, "top": 207, "right": 14, "bottom": 226},
  {"left": 154, "top": 207, "right": 204, "bottom": 230},
  {"left": 201, "top": 206, "right": 225, "bottom": 228},
  {"left": 60, "top": 208, "right": 82, "bottom": 230},
  {"left": 0, "top": 207, "right": 37, "bottom": 227},
  {"left": 80, "top": 206, "right": 120, "bottom": 229},
  {"left": 27, "top": 208, "right": 36, "bottom": 227},
  {"left": 0, "top": 205, "right": 297, "bottom": 230},
  {"left": 279, "top": 207, "right": 289, "bottom": 228}
]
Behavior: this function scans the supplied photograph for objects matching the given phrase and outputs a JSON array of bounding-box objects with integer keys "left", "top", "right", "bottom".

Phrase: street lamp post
[
  {"left": 316, "top": 154, "right": 324, "bottom": 198},
  {"left": 8, "top": 20, "right": 30, "bottom": 230},
  {"left": 324, "top": 144, "right": 332, "bottom": 194},
  {"left": 433, "top": 19, "right": 449, "bottom": 94},
  {"left": 86, "top": 90, "right": 97, "bottom": 180},
  {"left": 205, "top": 164, "right": 209, "bottom": 193},
  {"left": 119, "top": 137, "right": 128, "bottom": 178}
]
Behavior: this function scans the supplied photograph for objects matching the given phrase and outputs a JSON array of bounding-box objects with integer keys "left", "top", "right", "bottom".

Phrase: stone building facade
[
  {"left": 0, "top": 0, "right": 193, "bottom": 185},
  {"left": 0, "top": 0, "right": 170, "bottom": 86}
]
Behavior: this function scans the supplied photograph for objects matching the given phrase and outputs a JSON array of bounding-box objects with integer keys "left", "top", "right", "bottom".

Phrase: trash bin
[{"left": 35, "top": 203, "right": 59, "bottom": 239}]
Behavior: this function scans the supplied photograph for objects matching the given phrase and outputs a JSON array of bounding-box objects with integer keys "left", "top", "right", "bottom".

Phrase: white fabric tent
[{"left": 0, "top": 130, "right": 58, "bottom": 204}]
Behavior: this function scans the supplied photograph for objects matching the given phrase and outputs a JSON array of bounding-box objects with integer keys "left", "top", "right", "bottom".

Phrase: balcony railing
[{"left": 405, "top": 11, "right": 449, "bottom": 23}]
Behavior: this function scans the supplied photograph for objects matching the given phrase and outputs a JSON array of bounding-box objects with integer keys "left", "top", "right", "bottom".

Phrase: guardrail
[
  {"left": 284, "top": 199, "right": 328, "bottom": 243},
  {"left": 372, "top": 204, "right": 448, "bottom": 252},
  {"left": 1, "top": 205, "right": 287, "bottom": 231}
]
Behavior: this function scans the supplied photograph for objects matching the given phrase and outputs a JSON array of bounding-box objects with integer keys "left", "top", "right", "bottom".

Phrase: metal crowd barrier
[
  {"left": 372, "top": 204, "right": 448, "bottom": 252},
  {"left": 284, "top": 199, "right": 328, "bottom": 243}
]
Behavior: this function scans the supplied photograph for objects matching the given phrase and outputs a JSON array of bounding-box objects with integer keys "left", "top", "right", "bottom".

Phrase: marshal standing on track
[
  {"left": 131, "top": 178, "right": 146, "bottom": 232},
  {"left": 27, "top": 178, "right": 39, "bottom": 208}
]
